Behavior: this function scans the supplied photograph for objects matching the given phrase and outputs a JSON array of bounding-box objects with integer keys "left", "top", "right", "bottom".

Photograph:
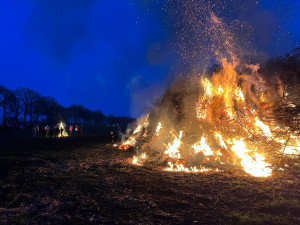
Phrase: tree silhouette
[
  {"left": 9, "top": 94, "right": 21, "bottom": 127},
  {"left": 0, "top": 84, "right": 132, "bottom": 130},
  {"left": 0, "top": 85, "right": 16, "bottom": 125},
  {"left": 16, "top": 88, "right": 36, "bottom": 126},
  {"left": 43, "top": 96, "right": 59, "bottom": 125},
  {"left": 33, "top": 95, "right": 44, "bottom": 123},
  {"left": 93, "top": 110, "right": 106, "bottom": 125},
  {"left": 29, "top": 91, "right": 40, "bottom": 125}
]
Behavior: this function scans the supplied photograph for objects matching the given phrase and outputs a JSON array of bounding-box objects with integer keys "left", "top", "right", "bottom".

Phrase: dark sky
[{"left": 0, "top": 0, "right": 299, "bottom": 117}]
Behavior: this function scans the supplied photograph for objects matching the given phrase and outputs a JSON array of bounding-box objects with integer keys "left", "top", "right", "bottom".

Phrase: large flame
[
  {"left": 229, "top": 139, "right": 272, "bottom": 177},
  {"left": 119, "top": 11, "right": 299, "bottom": 178},
  {"left": 119, "top": 114, "right": 149, "bottom": 150}
]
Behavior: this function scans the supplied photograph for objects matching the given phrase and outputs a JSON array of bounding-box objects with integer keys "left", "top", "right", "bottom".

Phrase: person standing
[
  {"left": 55, "top": 126, "right": 59, "bottom": 138},
  {"left": 110, "top": 131, "right": 115, "bottom": 143},
  {"left": 45, "top": 125, "right": 49, "bottom": 137},
  {"left": 60, "top": 126, "right": 64, "bottom": 137},
  {"left": 69, "top": 125, "right": 73, "bottom": 136},
  {"left": 75, "top": 125, "right": 78, "bottom": 135},
  {"left": 32, "top": 126, "right": 36, "bottom": 137}
]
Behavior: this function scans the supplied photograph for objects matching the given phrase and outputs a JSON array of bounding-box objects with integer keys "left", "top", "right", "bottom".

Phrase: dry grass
[{"left": 0, "top": 136, "right": 299, "bottom": 224}]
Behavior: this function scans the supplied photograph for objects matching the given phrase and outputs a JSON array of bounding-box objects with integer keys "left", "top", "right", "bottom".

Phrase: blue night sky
[{"left": 0, "top": 0, "right": 299, "bottom": 117}]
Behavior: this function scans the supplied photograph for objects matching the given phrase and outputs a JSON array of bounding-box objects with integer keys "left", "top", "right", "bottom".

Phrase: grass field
[{"left": 0, "top": 136, "right": 299, "bottom": 224}]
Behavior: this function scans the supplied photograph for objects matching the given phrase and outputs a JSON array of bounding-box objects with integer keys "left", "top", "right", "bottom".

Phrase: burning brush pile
[
  {"left": 119, "top": 54, "right": 300, "bottom": 178},
  {"left": 119, "top": 7, "right": 300, "bottom": 177}
]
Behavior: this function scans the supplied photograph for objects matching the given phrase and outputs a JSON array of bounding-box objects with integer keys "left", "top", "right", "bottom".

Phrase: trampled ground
[{"left": 0, "top": 136, "right": 299, "bottom": 224}]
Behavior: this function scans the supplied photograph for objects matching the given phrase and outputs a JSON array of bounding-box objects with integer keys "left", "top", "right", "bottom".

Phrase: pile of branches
[{"left": 259, "top": 48, "right": 300, "bottom": 131}]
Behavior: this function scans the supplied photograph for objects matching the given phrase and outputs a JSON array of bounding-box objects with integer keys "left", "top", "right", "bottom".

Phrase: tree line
[{"left": 0, "top": 85, "right": 134, "bottom": 128}]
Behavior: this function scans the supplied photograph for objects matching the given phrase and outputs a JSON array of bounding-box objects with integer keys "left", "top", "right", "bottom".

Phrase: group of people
[
  {"left": 68, "top": 124, "right": 83, "bottom": 136},
  {"left": 32, "top": 124, "right": 83, "bottom": 138},
  {"left": 31, "top": 123, "right": 123, "bottom": 142}
]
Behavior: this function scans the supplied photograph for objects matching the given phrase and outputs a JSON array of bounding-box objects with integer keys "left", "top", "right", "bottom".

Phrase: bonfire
[
  {"left": 58, "top": 121, "right": 69, "bottom": 137},
  {"left": 119, "top": 13, "right": 300, "bottom": 178}
]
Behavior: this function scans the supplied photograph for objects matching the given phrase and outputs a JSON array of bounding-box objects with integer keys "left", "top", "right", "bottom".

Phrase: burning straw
[{"left": 119, "top": 11, "right": 300, "bottom": 178}]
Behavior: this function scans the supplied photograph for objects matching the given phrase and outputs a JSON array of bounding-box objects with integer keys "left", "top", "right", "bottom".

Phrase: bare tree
[
  {"left": 43, "top": 96, "right": 60, "bottom": 125},
  {"left": 1, "top": 85, "right": 111, "bottom": 129},
  {"left": 16, "top": 88, "right": 36, "bottom": 126},
  {"left": 0, "top": 85, "right": 16, "bottom": 125},
  {"left": 67, "top": 104, "right": 86, "bottom": 124},
  {"left": 32, "top": 95, "right": 43, "bottom": 123},
  {"left": 93, "top": 110, "right": 106, "bottom": 124},
  {"left": 9, "top": 93, "right": 21, "bottom": 127}
]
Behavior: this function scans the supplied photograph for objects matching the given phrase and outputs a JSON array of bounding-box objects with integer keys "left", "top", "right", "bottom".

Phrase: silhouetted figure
[
  {"left": 116, "top": 123, "right": 122, "bottom": 141},
  {"left": 40, "top": 126, "right": 46, "bottom": 137},
  {"left": 110, "top": 131, "right": 115, "bottom": 143},
  {"left": 80, "top": 125, "right": 83, "bottom": 135},
  {"left": 49, "top": 127, "right": 54, "bottom": 139},
  {"left": 45, "top": 125, "right": 49, "bottom": 137},
  {"left": 69, "top": 125, "right": 73, "bottom": 136},
  {"left": 75, "top": 125, "right": 78, "bottom": 136},
  {"left": 60, "top": 127, "right": 64, "bottom": 137},
  {"left": 55, "top": 126, "right": 59, "bottom": 138},
  {"left": 32, "top": 126, "right": 37, "bottom": 137},
  {"left": 36, "top": 125, "right": 40, "bottom": 137}
]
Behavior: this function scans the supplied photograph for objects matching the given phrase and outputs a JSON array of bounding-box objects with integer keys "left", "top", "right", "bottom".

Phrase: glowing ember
[
  {"left": 155, "top": 122, "right": 163, "bottom": 136},
  {"left": 133, "top": 125, "right": 142, "bottom": 135},
  {"left": 132, "top": 156, "right": 138, "bottom": 165},
  {"left": 192, "top": 137, "right": 214, "bottom": 156},
  {"left": 214, "top": 132, "right": 227, "bottom": 149},
  {"left": 281, "top": 136, "right": 300, "bottom": 155},
  {"left": 119, "top": 114, "right": 149, "bottom": 150},
  {"left": 254, "top": 117, "right": 272, "bottom": 138},
  {"left": 165, "top": 162, "right": 217, "bottom": 173},
  {"left": 121, "top": 136, "right": 137, "bottom": 148},
  {"left": 217, "top": 85, "right": 223, "bottom": 95},
  {"left": 202, "top": 77, "right": 213, "bottom": 98},
  {"left": 230, "top": 139, "right": 272, "bottom": 177},
  {"left": 132, "top": 153, "right": 147, "bottom": 165},
  {"left": 235, "top": 88, "right": 245, "bottom": 102},
  {"left": 164, "top": 131, "right": 183, "bottom": 159}
]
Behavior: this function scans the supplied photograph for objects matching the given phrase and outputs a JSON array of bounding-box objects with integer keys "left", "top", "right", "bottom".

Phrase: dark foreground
[{"left": 0, "top": 136, "right": 299, "bottom": 225}]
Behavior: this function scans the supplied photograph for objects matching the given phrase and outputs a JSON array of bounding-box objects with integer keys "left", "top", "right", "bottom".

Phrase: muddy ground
[{"left": 0, "top": 136, "right": 299, "bottom": 225}]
